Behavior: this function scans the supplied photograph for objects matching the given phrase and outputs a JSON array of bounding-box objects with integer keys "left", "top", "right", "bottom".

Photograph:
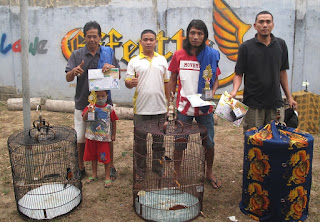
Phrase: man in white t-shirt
[{"left": 125, "top": 29, "right": 170, "bottom": 178}]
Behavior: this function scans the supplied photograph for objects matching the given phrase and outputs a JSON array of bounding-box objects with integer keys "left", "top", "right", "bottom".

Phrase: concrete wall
[{"left": 0, "top": 0, "right": 319, "bottom": 104}]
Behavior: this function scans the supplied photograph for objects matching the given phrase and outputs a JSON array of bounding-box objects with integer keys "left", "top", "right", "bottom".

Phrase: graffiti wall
[{"left": 0, "top": 0, "right": 319, "bottom": 104}]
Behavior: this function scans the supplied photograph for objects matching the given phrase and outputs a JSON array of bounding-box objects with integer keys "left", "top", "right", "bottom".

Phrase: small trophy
[
  {"left": 201, "top": 64, "right": 213, "bottom": 101},
  {"left": 87, "top": 91, "right": 97, "bottom": 121}
]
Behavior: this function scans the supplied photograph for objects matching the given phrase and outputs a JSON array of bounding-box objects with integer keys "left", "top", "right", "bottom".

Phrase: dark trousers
[{"left": 134, "top": 114, "right": 166, "bottom": 176}]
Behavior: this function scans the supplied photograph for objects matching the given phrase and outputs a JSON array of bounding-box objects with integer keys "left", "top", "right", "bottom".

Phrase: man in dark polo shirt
[
  {"left": 230, "top": 11, "right": 297, "bottom": 131},
  {"left": 65, "top": 21, "right": 119, "bottom": 179}
]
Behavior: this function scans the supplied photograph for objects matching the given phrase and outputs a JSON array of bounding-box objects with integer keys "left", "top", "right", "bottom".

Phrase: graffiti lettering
[
  {"left": 29, "top": 37, "right": 48, "bottom": 56},
  {"left": 121, "top": 40, "right": 138, "bottom": 64},
  {"left": 157, "top": 30, "right": 172, "bottom": 61},
  {"left": 12, "top": 39, "right": 21, "bottom": 52},
  {"left": 171, "top": 29, "right": 186, "bottom": 52},
  {"left": 106, "top": 28, "right": 122, "bottom": 50},
  {"left": 0, "top": 33, "right": 12, "bottom": 54},
  {"left": 0, "top": 33, "right": 48, "bottom": 56},
  {"left": 61, "top": 28, "right": 186, "bottom": 65}
]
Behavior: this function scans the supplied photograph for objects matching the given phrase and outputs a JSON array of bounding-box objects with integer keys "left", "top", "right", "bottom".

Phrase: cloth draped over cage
[
  {"left": 240, "top": 121, "right": 314, "bottom": 222},
  {"left": 292, "top": 90, "right": 319, "bottom": 133}
]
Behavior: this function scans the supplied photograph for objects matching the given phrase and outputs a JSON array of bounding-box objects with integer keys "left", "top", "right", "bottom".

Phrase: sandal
[
  {"left": 105, "top": 179, "right": 112, "bottom": 188},
  {"left": 110, "top": 167, "right": 117, "bottom": 181},
  {"left": 206, "top": 177, "right": 221, "bottom": 189},
  {"left": 86, "top": 177, "right": 98, "bottom": 184}
]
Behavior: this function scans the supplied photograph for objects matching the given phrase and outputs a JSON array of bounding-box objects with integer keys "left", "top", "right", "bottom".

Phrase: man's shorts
[
  {"left": 243, "top": 108, "right": 277, "bottom": 132},
  {"left": 84, "top": 139, "right": 111, "bottom": 164},
  {"left": 177, "top": 111, "right": 215, "bottom": 149},
  {"left": 74, "top": 109, "right": 86, "bottom": 143}
]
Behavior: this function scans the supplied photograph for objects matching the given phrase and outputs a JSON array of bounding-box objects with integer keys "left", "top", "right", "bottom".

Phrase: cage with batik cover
[
  {"left": 133, "top": 118, "right": 207, "bottom": 222},
  {"left": 7, "top": 115, "right": 82, "bottom": 220},
  {"left": 240, "top": 120, "right": 314, "bottom": 221}
]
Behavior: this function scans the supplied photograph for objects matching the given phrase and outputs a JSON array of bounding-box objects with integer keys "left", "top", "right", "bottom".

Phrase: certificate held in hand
[{"left": 88, "top": 68, "right": 120, "bottom": 91}]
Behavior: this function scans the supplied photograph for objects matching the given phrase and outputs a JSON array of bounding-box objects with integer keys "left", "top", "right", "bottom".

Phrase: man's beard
[{"left": 260, "top": 31, "right": 270, "bottom": 38}]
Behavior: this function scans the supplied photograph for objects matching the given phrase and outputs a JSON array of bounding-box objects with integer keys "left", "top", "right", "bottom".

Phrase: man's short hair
[
  {"left": 255, "top": 11, "right": 273, "bottom": 22},
  {"left": 83, "top": 21, "right": 101, "bottom": 37},
  {"left": 141, "top": 29, "right": 156, "bottom": 39}
]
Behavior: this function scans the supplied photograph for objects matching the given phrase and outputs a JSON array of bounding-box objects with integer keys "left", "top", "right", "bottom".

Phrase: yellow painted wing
[{"left": 213, "top": 0, "right": 251, "bottom": 62}]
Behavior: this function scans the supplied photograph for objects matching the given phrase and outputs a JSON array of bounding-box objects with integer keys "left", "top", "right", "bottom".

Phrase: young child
[{"left": 82, "top": 90, "right": 118, "bottom": 188}]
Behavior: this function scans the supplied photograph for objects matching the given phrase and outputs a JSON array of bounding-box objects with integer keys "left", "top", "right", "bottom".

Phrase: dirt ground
[{"left": 0, "top": 100, "right": 319, "bottom": 222}]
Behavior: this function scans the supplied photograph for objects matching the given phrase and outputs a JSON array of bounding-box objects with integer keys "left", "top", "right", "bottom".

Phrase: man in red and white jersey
[{"left": 168, "top": 19, "right": 221, "bottom": 189}]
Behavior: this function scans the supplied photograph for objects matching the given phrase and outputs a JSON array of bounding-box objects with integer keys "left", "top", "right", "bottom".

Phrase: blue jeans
[{"left": 177, "top": 111, "right": 215, "bottom": 148}]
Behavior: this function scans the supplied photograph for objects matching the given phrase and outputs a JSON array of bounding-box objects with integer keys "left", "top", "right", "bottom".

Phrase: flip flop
[
  {"left": 206, "top": 178, "right": 221, "bottom": 189},
  {"left": 110, "top": 167, "right": 117, "bottom": 181},
  {"left": 105, "top": 179, "right": 112, "bottom": 188},
  {"left": 86, "top": 177, "right": 98, "bottom": 184}
]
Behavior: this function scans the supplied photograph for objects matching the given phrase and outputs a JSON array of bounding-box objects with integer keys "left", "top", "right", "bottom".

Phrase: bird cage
[
  {"left": 240, "top": 121, "right": 314, "bottom": 221},
  {"left": 133, "top": 118, "right": 207, "bottom": 222},
  {"left": 7, "top": 113, "right": 82, "bottom": 220}
]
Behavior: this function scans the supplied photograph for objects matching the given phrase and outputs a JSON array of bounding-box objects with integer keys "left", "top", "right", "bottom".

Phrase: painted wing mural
[{"left": 213, "top": 0, "right": 251, "bottom": 90}]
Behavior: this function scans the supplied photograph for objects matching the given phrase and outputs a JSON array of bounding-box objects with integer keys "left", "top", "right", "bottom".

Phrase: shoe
[
  {"left": 110, "top": 167, "right": 117, "bottom": 181},
  {"left": 80, "top": 169, "right": 87, "bottom": 180}
]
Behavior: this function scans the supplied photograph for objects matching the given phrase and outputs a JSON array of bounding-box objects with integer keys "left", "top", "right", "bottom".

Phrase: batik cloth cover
[
  {"left": 240, "top": 121, "right": 314, "bottom": 222},
  {"left": 292, "top": 90, "right": 320, "bottom": 133}
]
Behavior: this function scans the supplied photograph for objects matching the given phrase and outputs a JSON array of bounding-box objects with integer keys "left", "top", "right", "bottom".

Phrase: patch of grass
[
  {"left": 1, "top": 176, "right": 11, "bottom": 185},
  {"left": 119, "top": 166, "right": 131, "bottom": 177},
  {"left": 1, "top": 189, "right": 9, "bottom": 195},
  {"left": 0, "top": 101, "right": 7, "bottom": 111}
]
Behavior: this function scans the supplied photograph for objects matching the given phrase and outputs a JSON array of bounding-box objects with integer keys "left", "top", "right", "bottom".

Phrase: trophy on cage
[
  {"left": 29, "top": 105, "right": 55, "bottom": 142},
  {"left": 163, "top": 92, "right": 184, "bottom": 134},
  {"left": 87, "top": 91, "right": 97, "bottom": 121},
  {"left": 201, "top": 64, "right": 214, "bottom": 101}
]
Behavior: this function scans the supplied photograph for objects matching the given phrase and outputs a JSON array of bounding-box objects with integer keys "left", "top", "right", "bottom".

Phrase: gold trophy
[
  {"left": 201, "top": 64, "right": 213, "bottom": 101},
  {"left": 87, "top": 91, "right": 97, "bottom": 121}
]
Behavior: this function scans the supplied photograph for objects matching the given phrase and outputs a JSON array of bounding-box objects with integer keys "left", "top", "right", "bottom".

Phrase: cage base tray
[
  {"left": 135, "top": 188, "right": 200, "bottom": 222},
  {"left": 18, "top": 183, "right": 81, "bottom": 220}
]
